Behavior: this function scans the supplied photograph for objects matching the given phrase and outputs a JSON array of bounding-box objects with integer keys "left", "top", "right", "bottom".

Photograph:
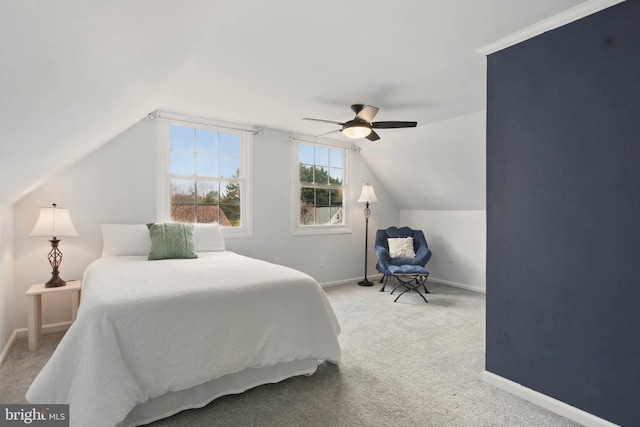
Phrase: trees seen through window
[
  {"left": 169, "top": 125, "right": 242, "bottom": 226},
  {"left": 298, "top": 143, "right": 345, "bottom": 226}
]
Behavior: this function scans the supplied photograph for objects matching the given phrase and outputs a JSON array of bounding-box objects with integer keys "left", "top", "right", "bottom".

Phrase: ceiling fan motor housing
[
  {"left": 351, "top": 104, "right": 366, "bottom": 114},
  {"left": 343, "top": 118, "right": 372, "bottom": 129}
]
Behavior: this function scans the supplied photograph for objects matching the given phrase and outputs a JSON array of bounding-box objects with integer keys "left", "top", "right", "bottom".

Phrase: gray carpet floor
[{"left": 0, "top": 281, "right": 582, "bottom": 426}]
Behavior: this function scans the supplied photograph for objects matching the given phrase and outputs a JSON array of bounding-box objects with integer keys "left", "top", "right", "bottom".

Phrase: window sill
[{"left": 292, "top": 225, "right": 352, "bottom": 236}]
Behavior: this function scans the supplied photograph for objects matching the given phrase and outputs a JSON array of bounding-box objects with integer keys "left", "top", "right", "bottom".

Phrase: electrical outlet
[
  {"left": 447, "top": 252, "right": 454, "bottom": 263},
  {"left": 320, "top": 256, "right": 326, "bottom": 267},
  {"left": 274, "top": 257, "right": 281, "bottom": 265}
]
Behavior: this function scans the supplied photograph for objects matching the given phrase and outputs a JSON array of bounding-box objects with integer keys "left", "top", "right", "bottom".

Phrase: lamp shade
[
  {"left": 30, "top": 205, "right": 79, "bottom": 237},
  {"left": 357, "top": 184, "right": 378, "bottom": 203}
]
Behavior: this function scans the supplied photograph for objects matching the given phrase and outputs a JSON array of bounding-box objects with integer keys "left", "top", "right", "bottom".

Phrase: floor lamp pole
[{"left": 358, "top": 201, "right": 373, "bottom": 286}]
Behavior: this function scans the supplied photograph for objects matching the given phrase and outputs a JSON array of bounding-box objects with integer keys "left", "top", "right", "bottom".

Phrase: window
[
  {"left": 293, "top": 140, "right": 350, "bottom": 234},
  {"left": 159, "top": 114, "right": 252, "bottom": 236}
]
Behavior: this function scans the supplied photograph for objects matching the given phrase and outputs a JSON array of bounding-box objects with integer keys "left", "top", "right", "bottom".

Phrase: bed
[{"left": 26, "top": 224, "right": 341, "bottom": 427}]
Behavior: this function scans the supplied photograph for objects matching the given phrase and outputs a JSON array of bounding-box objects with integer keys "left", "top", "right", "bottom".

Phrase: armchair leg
[
  {"left": 421, "top": 274, "right": 430, "bottom": 293},
  {"left": 390, "top": 274, "right": 429, "bottom": 303},
  {"left": 380, "top": 276, "right": 389, "bottom": 292}
]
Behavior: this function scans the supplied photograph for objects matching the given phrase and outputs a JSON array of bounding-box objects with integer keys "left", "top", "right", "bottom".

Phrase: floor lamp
[{"left": 357, "top": 183, "right": 378, "bottom": 286}]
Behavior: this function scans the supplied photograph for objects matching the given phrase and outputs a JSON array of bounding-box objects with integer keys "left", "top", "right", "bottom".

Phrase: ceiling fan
[{"left": 303, "top": 104, "right": 417, "bottom": 141}]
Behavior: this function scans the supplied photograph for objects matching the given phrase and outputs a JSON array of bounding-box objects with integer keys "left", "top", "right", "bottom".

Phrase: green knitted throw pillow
[{"left": 147, "top": 223, "right": 197, "bottom": 260}]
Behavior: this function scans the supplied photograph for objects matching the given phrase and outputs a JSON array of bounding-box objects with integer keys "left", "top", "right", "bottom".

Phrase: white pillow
[
  {"left": 193, "top": 223, "right": 225, "bottom": 252},
  {"left": 100, "top": 224, "right": 151, "bottom": 257},
  {"left": 388, "top": 237, "right": 416, "bottom": 259}
]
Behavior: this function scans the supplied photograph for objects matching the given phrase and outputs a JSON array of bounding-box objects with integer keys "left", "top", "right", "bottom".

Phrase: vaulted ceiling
[{"left": 0, "top": 0, "right": 594, "bottom": 207}]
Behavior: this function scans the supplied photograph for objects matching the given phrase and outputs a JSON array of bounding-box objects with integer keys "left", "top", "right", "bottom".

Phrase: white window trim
[
  {"left": 291, "top": 136, "right": 352, "bottom": 236},
  {"left": 156, "top": 111, "right": 253, "bottom": 238}
]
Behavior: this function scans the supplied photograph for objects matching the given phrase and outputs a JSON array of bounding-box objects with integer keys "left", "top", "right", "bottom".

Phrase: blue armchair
[{"left": 375, "top": 226, "right": 432, "bottom": 293}]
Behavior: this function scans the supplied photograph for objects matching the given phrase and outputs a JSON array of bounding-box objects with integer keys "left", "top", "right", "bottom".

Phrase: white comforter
[{"left": 27, "top": 252, "right": 341, "bottom": 427}]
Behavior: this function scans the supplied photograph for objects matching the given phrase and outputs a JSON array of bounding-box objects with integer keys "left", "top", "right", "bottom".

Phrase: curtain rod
[
  {"left": 288, "top": 136, "right": 361, "bottom": 152},
  {"left": 148, "top": 111, "right": 264, "bottom": 136}
]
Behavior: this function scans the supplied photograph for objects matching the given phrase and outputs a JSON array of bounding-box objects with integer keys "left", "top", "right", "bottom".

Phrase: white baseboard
[
  {"left": 428, "top": 276, "right": 486, "bottom": 294},
  {"left": 15, "top": 321, "right": 73, "bottom": 338},
  {"left": 0, "top": 329, "right": 18, "bottom": 368},
  {"left": 320, "top": 274, "right": 383, "bottom": 288},
  {"left": 319, "top": 274, "right": 486, "bottom": 294},
  {"left": 0, "top": 322, "right": 73, "bottom": 369},
  {"left": 482, "top": 371, "right": 620, "bottom": 427}
]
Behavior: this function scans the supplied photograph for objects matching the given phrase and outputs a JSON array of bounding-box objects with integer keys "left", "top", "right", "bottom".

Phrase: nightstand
[{"left": 26, "top": 280, "right": 82, "bottom": 351}]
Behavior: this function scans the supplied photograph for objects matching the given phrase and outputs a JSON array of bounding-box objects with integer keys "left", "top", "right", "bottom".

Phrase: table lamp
[{"left": 30, "top": 203, "right": 79, "bottom": 287}]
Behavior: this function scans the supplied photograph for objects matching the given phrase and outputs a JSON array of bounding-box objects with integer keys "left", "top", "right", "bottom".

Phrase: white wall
[
  {"left": 361, "top": 111, "right": 486, "bottom": 210},
  {"left": 12, "top": 117, "right": 398, "bottom": 329},
  {"left": 0, "top": 204, "right": 16, "bottom": 356},
  {"left": 14, "top": 118, "right": 159, "bottom": 329},
  {"left": 400, "top": 210, "right": 486, "bottom": 292},
  {"left": 225, "top": 129, "right": 397, "bottom": 285}
]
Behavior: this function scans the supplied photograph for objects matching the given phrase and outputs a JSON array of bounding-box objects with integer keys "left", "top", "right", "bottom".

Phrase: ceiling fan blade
[
  {"left": 365, "top": 130, "right": 380, "bottom": 141},
  {"left": 371, "top": 121, "right": 417, "bottom": 129},
  {"left": 303, "top": 118, "right": 345, "bottom": 125},
  {"left": 315, "top": 129, "right": 342, "bottom": 138},
  {"left": 353, "top": 104, "right": 379, "bottom": 123}
]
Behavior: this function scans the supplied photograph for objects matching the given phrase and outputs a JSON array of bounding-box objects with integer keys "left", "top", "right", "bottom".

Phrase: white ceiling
[{"left": 0, "top": 0, "right": 593, "bottom": 207}]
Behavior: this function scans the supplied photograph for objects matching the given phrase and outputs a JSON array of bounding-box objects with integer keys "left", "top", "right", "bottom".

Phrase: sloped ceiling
[{"left": 0, "top": 0, "right": 592, "bottom": 207}]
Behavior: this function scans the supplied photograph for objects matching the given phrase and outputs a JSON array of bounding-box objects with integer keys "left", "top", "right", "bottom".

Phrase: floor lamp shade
[
  {"left": 30, "top": 204, "right": 78, "bottom": 287},
  {"left": 357, "top": 184, "right": 378, "bottom": 204},
  {"left": 358, "top": 184, "right": 377, "bottom": 286}
]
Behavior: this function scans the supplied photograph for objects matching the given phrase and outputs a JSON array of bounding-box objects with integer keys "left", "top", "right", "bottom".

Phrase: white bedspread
[{"left": 26, "top": 252, "right": 341, "bottom": 427}]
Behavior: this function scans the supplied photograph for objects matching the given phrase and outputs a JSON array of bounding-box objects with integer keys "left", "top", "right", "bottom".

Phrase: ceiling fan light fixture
[{"left": 342, "top": 124, "right": 372, "bottom": 139}]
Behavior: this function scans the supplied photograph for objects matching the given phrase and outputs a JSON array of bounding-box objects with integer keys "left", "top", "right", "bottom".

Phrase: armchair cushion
[{"left": 388, "top": 265, "right": 428, "bottom": 275}]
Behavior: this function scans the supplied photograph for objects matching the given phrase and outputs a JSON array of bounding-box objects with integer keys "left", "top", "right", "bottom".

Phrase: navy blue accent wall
[{"left": 486, "top": 1, "right": 640, "bottom": 425}]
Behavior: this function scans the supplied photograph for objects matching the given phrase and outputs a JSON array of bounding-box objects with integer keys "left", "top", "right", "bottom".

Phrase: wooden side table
[{"left": 26, "top": 280, "right": 82, "bottom": 351}]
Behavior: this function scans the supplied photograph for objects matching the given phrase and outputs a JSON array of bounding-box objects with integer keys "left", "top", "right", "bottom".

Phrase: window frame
[
  {"left": 291, "top": 138, "right": 351, "bottom": 236},
  {"left": 157, "top": 112, "right": 253, "bottom": 238}
]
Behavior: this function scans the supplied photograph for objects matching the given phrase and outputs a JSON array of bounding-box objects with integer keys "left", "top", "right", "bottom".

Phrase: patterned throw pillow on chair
[{"left": 388, "top": 237, "right": 416, "bottom": 259}]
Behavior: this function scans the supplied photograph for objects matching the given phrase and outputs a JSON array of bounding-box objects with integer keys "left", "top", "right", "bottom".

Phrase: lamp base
[
  {"left": 357, "top": 278, "right": 374, "bottom": 287},
  {"left": 45, "top": 274, "right": 67, "bottom": 288}
]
